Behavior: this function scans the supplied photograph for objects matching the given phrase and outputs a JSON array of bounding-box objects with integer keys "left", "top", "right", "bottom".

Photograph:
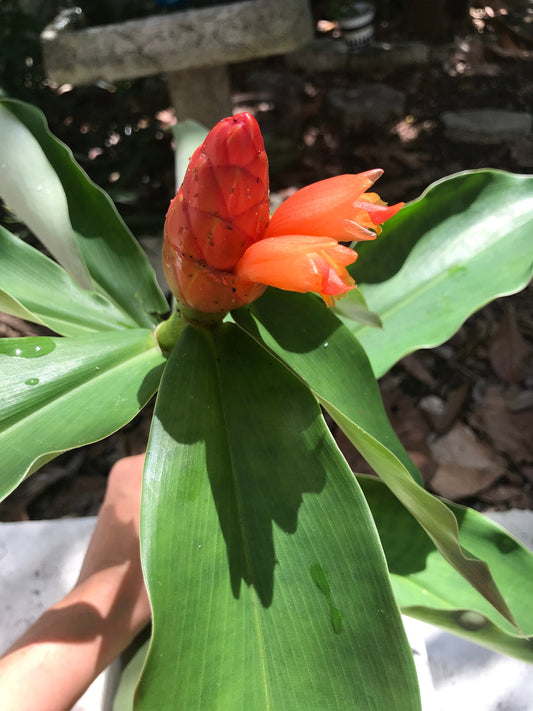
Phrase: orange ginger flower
[{"left": 163, "top": 113, "right": 403, "bottom": 314}]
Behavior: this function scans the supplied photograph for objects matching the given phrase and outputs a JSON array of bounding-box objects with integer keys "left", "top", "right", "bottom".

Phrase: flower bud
[{"left": 163, "top": 113, "right": 270, "bottom": 314}]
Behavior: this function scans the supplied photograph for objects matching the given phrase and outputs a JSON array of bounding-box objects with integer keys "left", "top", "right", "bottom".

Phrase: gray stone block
[
  {"left": 287, "top": 39, "right": 431, "bottom": 74},
  {"left": 40, "top": 0, "right": 313, "bottom": 86},
  {"left": 442, "top": 110, "right": 533, "bottom": 144},
  {"left": 327, "top": 83, "right": 406, "bottom": 130}
]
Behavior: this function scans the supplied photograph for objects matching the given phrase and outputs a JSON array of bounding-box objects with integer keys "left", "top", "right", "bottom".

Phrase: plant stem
[
  {"left": 155, "top": 306, "right": 225, "bottom": 354},
  {"left": 154, "top": 310, "right": 186, "bottom": 354}
]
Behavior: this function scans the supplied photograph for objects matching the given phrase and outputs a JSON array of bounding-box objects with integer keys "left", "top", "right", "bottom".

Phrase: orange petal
[
  {"left": 353, "top": 197, "right": 404, "bottom": 226},
  {"left": 235, "top": 235, "right": 357, "bottom": 304},
  {"left": 264, "top": 171, "right": 383, "bottom": 241}
]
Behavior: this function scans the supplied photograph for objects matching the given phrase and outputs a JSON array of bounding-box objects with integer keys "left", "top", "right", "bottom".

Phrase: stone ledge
[
  {"left": 287, "top": 38, "right": 432, "bottom": 74},
  {"left": 441, "top": 109, "right": 533, "bottom": 144},
  {"left": 41, "top": 0, "right": 313, "bottom": 86}
]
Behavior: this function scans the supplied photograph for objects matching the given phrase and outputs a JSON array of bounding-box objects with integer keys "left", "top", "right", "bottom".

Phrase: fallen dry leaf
[
  {"left": 488, "top": 305, "right": 528, "bottom": 383},
  {"left": 0, "top": 312, "right": 39, "bottom": 338},
  {"left": 429, "top": 423, "right": 505, "bottom": 499},
  {"left": 382, "top": 388, "right": 437, "bottom": 484},
  {"left": 401, "top": 353, "right": 437, "bottom": 389},
  {"left": 469, "top": 385, "right": 533, "bottom": 464},
  {"left": 479, "top": 484, "right": 528, "bottom": 507},
  {"left": 420, "top": 384, "right": 469, "bottom": 434}
]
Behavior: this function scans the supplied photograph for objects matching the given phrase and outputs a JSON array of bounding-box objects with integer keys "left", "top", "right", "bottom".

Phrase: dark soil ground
[{"left": 1, "top": 4, "right": 532, "bottom": 520}]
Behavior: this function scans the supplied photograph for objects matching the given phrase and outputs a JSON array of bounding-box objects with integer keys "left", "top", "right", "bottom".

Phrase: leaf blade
[
  {"left": 234, "top": 290, "right": 518, "bottom": 628},
  {"left": 0, "top": 102, "right": 93, "bottom": 289},
  {"left": 0, "top": 224, "right": 137, "bottom": 335},
  {"left": 139, "top": 323, "right": 420, "bottom": 710},
  {"left": 0, "top": 329, "right": 165, "bottom": 500},
  {"left": 0, "top": 99, "right": 168, "bottom": 328},
  {"left": 359, "top": 476, "right": 533, "bottom": 662},
  {"left": 349, "top": 170, "right": 533, "bottom": 377}
]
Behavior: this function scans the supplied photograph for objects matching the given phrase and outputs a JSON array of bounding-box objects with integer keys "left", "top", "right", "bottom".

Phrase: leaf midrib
[{"left": 210, "top": 333, "right": 272, "bottom": 711}]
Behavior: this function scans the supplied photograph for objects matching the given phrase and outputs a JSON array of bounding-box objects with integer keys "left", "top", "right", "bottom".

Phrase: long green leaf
[
  {"left": 0, "top": 102, "right": 93, "bottom": 289},
  {"left": 0, "top": 330, "right": 165, "bottom": 499},
  {"left": 171, "top": 120, "right": 208, "bottom": 188},
  {"left": 139, "top": 323, "right": 420, "bottom": 710},
  {"left": 359, "top": 476, "right": 533, "bottom": 662},
  {"left": 233, "top": 290, "right": 517, "bottom": 627},
  {"left": 332, "top": 286, "right": 382, "bottom": 328},
  {"left": 348, "top": 170, "right": 533, "bottom": 377},
  {"left": 0, "top": 225, "right": 137, "bottom": 335},
  {"left": 0, "top": 99, "right": 168, "bottom": 328}
]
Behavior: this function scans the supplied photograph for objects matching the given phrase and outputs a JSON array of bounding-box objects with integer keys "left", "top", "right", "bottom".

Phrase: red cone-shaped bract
[{"left": 163, "top": 113, "right": 270, "bottom": 313}]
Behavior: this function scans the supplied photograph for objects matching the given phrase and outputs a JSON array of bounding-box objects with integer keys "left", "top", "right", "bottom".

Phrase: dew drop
[
  {"left": 0, "top": 337, "right": 56, "bottom": 358},
  {"left": 455, "top": 610, "right": 487, "bottom": 632},
  {"left": 310, "top": 563, "right": 343, "bottom": 634},
  {"left": 25, "top": 377, "right": 40, "bottom": 386},
  {"left": 323, "top": 341, "right": 329, "bottom": 348}
]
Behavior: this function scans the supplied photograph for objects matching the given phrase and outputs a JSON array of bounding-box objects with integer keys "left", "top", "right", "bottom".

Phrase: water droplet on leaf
[
  {"left": 0, "top": 338, "right": 56, "bottom": 359},
  {"left": 310, "top": 563, "right": 343, "bottom": 634},
  {"left": 455, "top": 610, "right": 487, "bottom": 631}
]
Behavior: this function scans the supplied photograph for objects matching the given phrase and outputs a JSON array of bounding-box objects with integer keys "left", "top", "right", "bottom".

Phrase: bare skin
[{"left": 0, "top": 454, "right": 151, "bottom": 711}]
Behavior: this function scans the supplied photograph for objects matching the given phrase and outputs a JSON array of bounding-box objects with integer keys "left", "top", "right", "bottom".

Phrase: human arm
[{"left": 0, "top": 454, "right": 151, "bottom": 711}]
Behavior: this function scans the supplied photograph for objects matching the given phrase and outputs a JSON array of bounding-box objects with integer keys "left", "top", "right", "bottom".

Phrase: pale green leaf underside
[
  {"left": 332, "top": 286, "right": 382, "bottom": 328},
  {"left": 171, "top": 120, "right": 209, "bottom": 188},
  {"left": 0, "top": 99, "right": 168, "bottom": 328},
  {"left": 0, "top": 330, "right": 165, "bottom": 500},
  {"left": 0, "top": 102, "right": 92, "bottom": 289},
  {"left": 0, "top": 225, "right": 137, "bottom": 335},
  {"left": 349, "top": 170, "right": 533, "bottom": 377},
  {"left": 360, "top": 476, "right": 533, "bottom": 662},
  {"left": 138, "top": 323, "right": 420, "bottom": 711}
]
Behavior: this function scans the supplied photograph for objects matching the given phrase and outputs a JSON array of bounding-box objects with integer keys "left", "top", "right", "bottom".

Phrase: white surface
[
  {"left": 1, "top": 510, "right": 532, "bottom": 710},
  {"left": 403, "top": 616, "right": 442, "bottom": 710},
  {"left": 423, "top": 625, "right": 532, "bottom": 711},
  {"left": 0, "top": 517, "right": 118, "bottom": 711},
  {"left": 446, "top": 509, "right": 532, "bottom": 711},
  {"left": 414, "top": 509, "right": 533, "bottom": 711}
]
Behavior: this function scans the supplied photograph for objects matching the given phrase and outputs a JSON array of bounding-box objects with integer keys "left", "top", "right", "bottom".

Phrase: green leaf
[
  {"left": 234, "top": 290, "right": 421, "bottom": 484},
  {"left": 0, "top": 329, "right": 165, "bottom": 500},
  {"left": 359, "top": 476, "right": 533, "bottom": 662},
  {"left": 332, "top": 287, "right": 382, "bottom": 328},
  {"left": 0, "top": 99, "right": 168, "bottom": 328},
  {"left": 139, "top": 323, "right": 420, "bottom": 710},
  {"left": 348, "top": 170, "right": 533, "bottom": 377},
  {"left": 0, "top": 225, "right": 138, "bottom": 335},
  {"left": 113, "top": 641, "right": 150, "bottom": 711},
  {"left": 233, "top": 290, "right": 517, "bottom": 628},
  {"left": 171, "top": 119, "right": 208, "bottom": 187},
  {"left": 0, "top": 102, "right": 92, "bottom": 289}
]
